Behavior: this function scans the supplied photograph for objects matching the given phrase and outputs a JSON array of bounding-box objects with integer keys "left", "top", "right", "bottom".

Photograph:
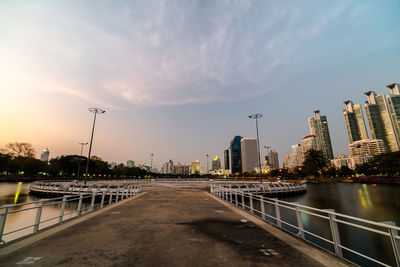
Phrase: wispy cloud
[{"left": 0, "top": 0, "right": 378, "bottom": 107}]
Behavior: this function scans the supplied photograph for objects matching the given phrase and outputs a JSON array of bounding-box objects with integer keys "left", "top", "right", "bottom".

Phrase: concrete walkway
[{"left": 0, "top": 184, "right": 347, "bottom": 266}]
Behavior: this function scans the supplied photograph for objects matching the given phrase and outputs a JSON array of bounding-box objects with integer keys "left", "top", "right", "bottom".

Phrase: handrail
[
  {"left": 210, "top": 184, "right": 400, "bottom": 267},
  {"left": 0, "top": 184, "right": 141, "bottom": 245}
]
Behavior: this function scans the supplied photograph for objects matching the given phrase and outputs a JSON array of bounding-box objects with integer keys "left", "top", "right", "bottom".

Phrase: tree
[
  {"left": 302, "top": 149, "right": 327, "bottom": 178},
  {"left": 2, "top": 142, "right": 36, "bottom": 158},
  {"left": 0, "top": 153, "right": 11, "bottom": 173}
]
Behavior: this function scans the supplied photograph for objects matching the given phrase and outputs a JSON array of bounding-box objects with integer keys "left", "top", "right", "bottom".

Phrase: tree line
[{"left": 0, "top": 142, "right": 148, "bottom": 179}]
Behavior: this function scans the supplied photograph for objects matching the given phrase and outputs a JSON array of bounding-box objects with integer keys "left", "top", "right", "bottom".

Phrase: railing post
[
  {"left": 383, "top": 221, "right": 400, "bottom": 266},
  {"left": 235, "top": 190, "right": 238, "bottom": 206},
  {"left": 0, "top": 206, "right": 9, "bottom": 244},
  {"left": 295, "top": 204, "right": 305, "bottom": 239},
  {"left": 90, "top": 192, "right": 96, "bottom": 211},
  {"left": 241, "top": 192, "right": 245, "bottom": 209},
  {"left": 33, "top": 201, "right": 44, "bottom": 233},
  {"left": 326, "top": 209, "right": 343, "bottom": 258},
  {"left": 229, "top": 186, "right": 232, "bottom": 203},
  {"left": 273, "top": 198, "right": 281, "bottom": 228},
  {"left": 260, "top": 196, "right": 266, "bottom": 220},
  {"left": 116, "top": 188, "right": 120, "bottom": 202},
  {"left": 100, "top": 191, "right": 105, "bottom": 208},
  {"left": 249, "top": 193, "right": 254, "bottom": 214},
  {"left": 77, "top": 194, "right": 83, "bottom": 216},
  {"left": 109, "top": 192, "right": 113, "bottom": 205},
  {"left": 59, "top": 196, "right": 67, "bottom": 223}
]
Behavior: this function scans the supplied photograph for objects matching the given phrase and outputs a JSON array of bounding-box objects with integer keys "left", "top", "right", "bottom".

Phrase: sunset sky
[{"left": 1, "top": 0, "right": 399, "bottom": 169}]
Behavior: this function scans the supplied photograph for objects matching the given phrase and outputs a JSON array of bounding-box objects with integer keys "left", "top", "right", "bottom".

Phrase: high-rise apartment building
[
  {"left": 230, "top": 136, "right": 243, "bottom": 174},
  {"left": 191, "top": 160, "right": 200, "bottom": 174},
  {"left": 364, "top": 91, "right": 400, "bottom": 152},
  {"left": 349, "top": 139, "right": 386, "bottom": 157},
  {"left": 211, "top": 156, "right": 221, "bottom": 171},
  {"left": 240, "top": 138, "right": 258, "bottom": 173},
  {"left": 308, "top": 110, "right": 334, "bottom": 159},
  {"left": 40, "top": 148, "right": 50, "bottom": 162},
  {"left": 301, "top": 135, "right": 320, "bottom": 155},
  {"left": 224, "top": 149, "right": 230, "bottom": 171},
  {"left": 343, "top": 101, "right": 369, "bottom": 143}
]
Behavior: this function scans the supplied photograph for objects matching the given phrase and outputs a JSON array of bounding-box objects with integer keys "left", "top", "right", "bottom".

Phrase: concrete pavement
[{"left": 0, "top": 184, "right": 349, "bottom": 266}]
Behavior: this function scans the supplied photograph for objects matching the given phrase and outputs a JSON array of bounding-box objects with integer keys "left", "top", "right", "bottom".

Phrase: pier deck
[{"left": 0, "top": 183, "right": 348, "bottom": 266}]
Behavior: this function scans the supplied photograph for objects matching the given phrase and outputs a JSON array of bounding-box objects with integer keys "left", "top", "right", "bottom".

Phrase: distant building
[
  {"left": 211, "top": 156, "right": 221, "bottom": 171},
  {"left": 229, "top": 136, "right": 243, "bottom": 174},
  {"left": 109, "top": 162, "right": 117, "bottom": 169},
  {"left": 191, "top": 160, "right": 200, "bottom": 174},
  {"left": 331, "top": 155, "right": 373, "bottom": 170},
  {"left": 308, "top": 110, "right": 334, "bottom": 159},
  {"left": 40, "top": 148, "right": 50, "bottom": 162},
  {"left": 126, "top": 160, "right": 135, "bottom": 168},
  {"left": 268, "top": 149, "right": 279, "bottom": 169},
  {"left": 224, "top": 149, "right": 230, "bottom": 171},
  {"left": 301, "top": 135, "right": 320, "bottom": 155},
  {"left": 349, "top": 139, "right": 386, "bottom": 157},
  {"left": 343, "top": 100, "right": 369, "bottom": 143},
  {"left": 364, "top": 90, "right": 400, "bottom": 152},
  {"left": 241, "top": 138, "right": 258, "bottom": 173}
]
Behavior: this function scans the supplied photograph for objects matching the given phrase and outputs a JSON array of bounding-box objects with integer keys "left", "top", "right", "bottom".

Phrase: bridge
[{"left": 0, "top": 181, "right": 398, "bottom": 266}]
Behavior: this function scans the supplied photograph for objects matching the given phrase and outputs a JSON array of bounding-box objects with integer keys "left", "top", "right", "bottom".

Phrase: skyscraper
[
  {"left": 229, "top": 136, "right": 243, "bottom": 174},
  {"left": 211, "top": 156, "right": 221, "bottom": 171},
  {"left": 240, "top": 138, "right": 258, "bottom": 173},
  {"left": 40, "top": 148, "right": 50, "bottom": 162},
  {"left": 224, "top": 149, "right": 230, "bottom": 171},
  {"left": 364, "top": 91, "right": 400, "bottom": 152},
  {"left": 191, "top": 160, "right": 200, "bottom": 174},
  {"left": 268, "top": 149, "right": 279, "bottom": 169},
  {"left": 386, "top": 83, "right": 400, "bottom": 148},
  {"left": 343, "top": 101, "right": 369, "bottom": 143},
  {"left": 308, "top": 110, "right": 334, "bottom": 159}
]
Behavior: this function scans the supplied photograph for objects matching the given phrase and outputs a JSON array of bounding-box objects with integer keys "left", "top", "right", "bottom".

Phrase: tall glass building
[
  {"left": 343, "top": 100, "right": 369, "bottom": 143},
  {"left": 224, "top": 149, "right": 230, "bottom": 171},
  {"left": 386, "top": 83, "right": 400, "bottom": 149},
  {"left": 364, "top": 90, "right": 400, "bottom": 152},
  {"left": 229, "top": 136, "right": 243, "bottom": 174},
  {"left": 308, "top": 110, "right": 334, "bottom": 160}
]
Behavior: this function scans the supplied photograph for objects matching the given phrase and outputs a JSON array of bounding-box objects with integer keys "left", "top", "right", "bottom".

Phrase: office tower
[
  {"left": 230, "top": 136, "right": 243, "bottom": 174},
  {"left": 212, "top": 156, "right": 221, "bottom": 171},
  {"left": 40, "top": 148, "right": 50, "bottom": 162},
  {"left": 343, "top": 101, "right": 369, "bottom": 143},
  {"left": 308, "top": 110, "right": 334, "bottom": 159},
  {"left": 224, "top": 149, "right": 230, "bottom": 170},
  {"left": 126, "top": 160, "right": 135, "bottom": 168},
  {"left": 240, "top": 138, "right": 258, "bottom": 173},
  {"left": 284, "top": 144, "right": 303, "bottom": 169},
  {"left": 364, "top": 91, "right": 400, "bottom": 152},
  {"left": 349, "top": 139, "right": 386, "bottom": 156},
  {"left": 268, "top": 149, "right": 279, "bottom": 169},
  {"left": 191, "top": 160, "right": 200, "bottom": 174}
]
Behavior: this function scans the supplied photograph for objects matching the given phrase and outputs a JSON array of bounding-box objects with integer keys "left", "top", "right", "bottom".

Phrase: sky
[{"left": 0, "top": 0, "right": 400, "bottom": 170}]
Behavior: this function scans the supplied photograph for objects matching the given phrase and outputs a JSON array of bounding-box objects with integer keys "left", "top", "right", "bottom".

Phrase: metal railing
[
  {"left": 0, "top": 185, "right": 141, "bottom": 245},
  {"left": 211, "top": 184, "right": 400, "bottom": 267}
]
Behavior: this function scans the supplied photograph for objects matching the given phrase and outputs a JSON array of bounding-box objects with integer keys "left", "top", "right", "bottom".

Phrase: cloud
[{"left": 0, "top": 0, "right": 363, "bottom": 107}]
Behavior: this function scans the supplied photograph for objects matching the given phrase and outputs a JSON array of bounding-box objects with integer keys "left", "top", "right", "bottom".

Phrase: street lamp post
[
  {"left": 150, "top": 153, "right": 154, "bottom": 174},
  {"left": 249, "top": 113, "right": 263, "bottom": 183},
  {"left": 77, "top": 142, "right": 88, "bottom": 180},
  {"left": 206, "top": 154, "right": 209, "bottom": 174},
  {"left": 84, "top": 107, "right": 106, "bottom": 184}
]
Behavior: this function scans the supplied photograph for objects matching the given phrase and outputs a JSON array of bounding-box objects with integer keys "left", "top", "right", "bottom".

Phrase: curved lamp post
[
  {"left": 206, "top": 154, "right": 209, "bottom": 174},
  {"left": 150, "top": 153, "right": 154, "bottom": 174},
  {"left": 248, "top": 113, "right": 263, "bottom": 183},
  {"left": 77, "top": 142, "right": 88, "bottom": 180},
  {"left": 84, "top": 108, "right": 106, "bottom": 183}
]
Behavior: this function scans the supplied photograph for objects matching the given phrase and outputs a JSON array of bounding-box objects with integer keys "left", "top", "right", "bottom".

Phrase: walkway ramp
[{"left": 0, "top": 185, "right": 347, "bottom": 266}]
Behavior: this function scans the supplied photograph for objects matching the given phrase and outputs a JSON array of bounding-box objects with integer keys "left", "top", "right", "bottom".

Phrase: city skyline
[{"left": 1, "top": 1, "right": 400, "bottom": 170}]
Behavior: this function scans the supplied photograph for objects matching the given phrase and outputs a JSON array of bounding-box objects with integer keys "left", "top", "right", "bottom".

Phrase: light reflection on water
[{"left": 0, "top": 182, "right": 88, "bottom": 243}]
